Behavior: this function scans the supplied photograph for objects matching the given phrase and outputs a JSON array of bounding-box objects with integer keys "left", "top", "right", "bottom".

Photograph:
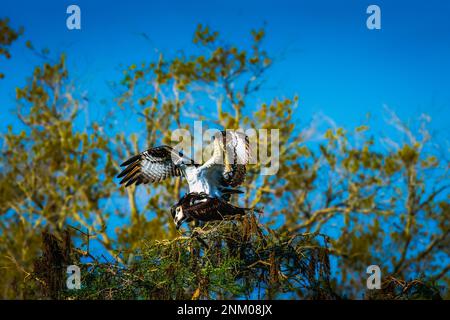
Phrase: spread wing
[
  {"left": 216, "top": 130, "right": 252, "bottom": 187},
  {"left": 117, "top": 146, "right": 182, "bottom": 187}
]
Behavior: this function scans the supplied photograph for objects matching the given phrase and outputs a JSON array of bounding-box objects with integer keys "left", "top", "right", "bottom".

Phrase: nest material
[{"left": 171, "top": 192, "right": 249, "bottom": 222}]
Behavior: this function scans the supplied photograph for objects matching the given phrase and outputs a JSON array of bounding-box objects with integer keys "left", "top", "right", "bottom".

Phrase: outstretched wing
[
  {"left": 216, "top": 130, "right": 252, "bottom": 187},
  {"left": 117, "top": 146, "right": 182, "bottom": 187}
]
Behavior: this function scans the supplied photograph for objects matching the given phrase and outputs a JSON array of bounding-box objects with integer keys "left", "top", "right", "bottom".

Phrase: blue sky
[{"left": 2, "top": 0, "right": 450, "bottom": 138}]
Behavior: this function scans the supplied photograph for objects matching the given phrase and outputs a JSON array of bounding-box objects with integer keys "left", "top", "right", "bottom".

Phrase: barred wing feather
[
  {"left": 219, "top": 131, "right": 251, "bottom": 187},
  {"left": 117, "top": 146, "right": 181, "bottom": 187}
]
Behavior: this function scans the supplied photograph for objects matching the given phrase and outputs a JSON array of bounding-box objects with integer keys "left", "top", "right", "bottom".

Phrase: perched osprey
[{"left": 117, "top": 131, "right": 252, "bottom": 228}]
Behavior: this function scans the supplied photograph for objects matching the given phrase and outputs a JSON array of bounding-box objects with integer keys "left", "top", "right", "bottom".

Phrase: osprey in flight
[{"left": 117, "top": 131, "right": 252, "bottom": 228}]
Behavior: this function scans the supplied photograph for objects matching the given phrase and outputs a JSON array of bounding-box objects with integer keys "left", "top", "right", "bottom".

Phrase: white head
[{"left": 173, "top": 206, "right": 186, "bottom": 229}]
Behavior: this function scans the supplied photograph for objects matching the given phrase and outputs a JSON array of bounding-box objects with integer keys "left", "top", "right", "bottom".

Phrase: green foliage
[
  {"left": 60, "top": 215, "right": 335, "bottom": 300},
  {"left": 0, "top": 18, "right": 23, "bottom": 79},
  {"left": 0, "top": 54, "right": 117, "bottom": 298}
]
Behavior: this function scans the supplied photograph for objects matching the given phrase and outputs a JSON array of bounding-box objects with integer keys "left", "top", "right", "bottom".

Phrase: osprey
[{"left": 117, "top": 130, "right": 252, "bottom": 228}]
